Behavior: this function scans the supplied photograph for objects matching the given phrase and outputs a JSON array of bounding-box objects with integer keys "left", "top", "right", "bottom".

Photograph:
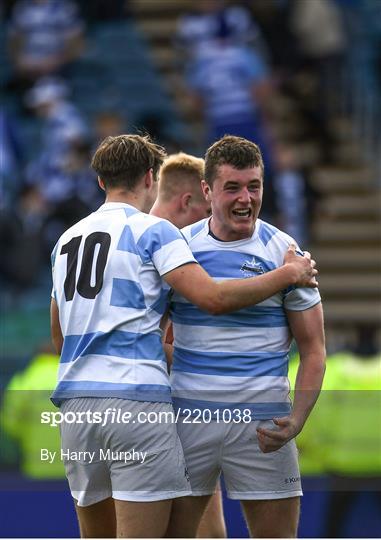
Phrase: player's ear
[
  {"left": 98, "top": 177, "right": 106, "bottom": 191},
  {"left": 144, "top": 168, "right": 154, "bottom": 189},
  {"left": 180, "top": 192, "right": 192, "bottom": 211},
  {"left": 201, "top": 180, "right": 211, "bottom": 200}
]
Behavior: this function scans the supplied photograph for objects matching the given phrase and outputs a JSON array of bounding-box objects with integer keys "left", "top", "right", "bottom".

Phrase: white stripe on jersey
[
  {"left": 171, "top": 371, "right": 290, "bottom": 404},
  {"left": 58, "top": 355, "right": 169, "bottom": 386},
  {"left": 173, "top": 323, "right": 291, "bottom": 354}
]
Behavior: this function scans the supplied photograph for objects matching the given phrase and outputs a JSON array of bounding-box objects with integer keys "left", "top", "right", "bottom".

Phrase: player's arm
[
  {"left": 257, "top": 303, "right": 326, "bottom": 453},
  {"left": 50, "top": 298, "right": 63, "bottom": 355},
  {"left": 163, "top": 244, "right": 318, "bottom": 315}
]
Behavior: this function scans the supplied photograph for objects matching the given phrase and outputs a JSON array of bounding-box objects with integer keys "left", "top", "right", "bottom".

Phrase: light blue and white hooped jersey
[
  {"left": 170, "top": 218, "right": 321, "bottom": 420},
  {"left": 51, "top": 202, "right": 196, "bottom": 406}
]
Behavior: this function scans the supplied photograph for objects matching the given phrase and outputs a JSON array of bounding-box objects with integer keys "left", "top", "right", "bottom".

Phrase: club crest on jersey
[{"left": 240, "top": 257, "right": 264, "bottom": 277}]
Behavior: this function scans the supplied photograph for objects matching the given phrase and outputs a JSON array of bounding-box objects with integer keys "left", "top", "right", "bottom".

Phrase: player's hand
[
  {"left": 256, "top": 416, "right": 301, "bottom": 453},
  {"left": 283, "top": 244, "right": 318, "bottom": 288}
]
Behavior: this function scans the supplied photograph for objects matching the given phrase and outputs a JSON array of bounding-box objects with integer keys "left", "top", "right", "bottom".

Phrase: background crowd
[{"left": 0, "top": 0, "right": 380, "bottom": 538}]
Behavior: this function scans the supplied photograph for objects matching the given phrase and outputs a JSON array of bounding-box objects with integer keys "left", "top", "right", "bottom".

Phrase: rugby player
[
  {"left": 50, "top": 134, "right": 318, "bottom": 537},
  {"left": 151, "top": 151, "right": 226, "bottom": 538},
  {"left": 166, "top": 135, "right": 326, "bottom": 538}
]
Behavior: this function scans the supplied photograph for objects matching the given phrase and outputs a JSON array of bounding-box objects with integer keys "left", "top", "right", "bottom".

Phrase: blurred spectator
[
  {"left": 176, "top": 0, "right": 261, "bottom": 62},
  {"left": 321, "top": 325, "right": 381, "bottom": 537},
  {"left": 290, "top": 0, "right": 347, "bottom": 161},
  {"left": 0, "top": 110, "right": 24, "bottom": 208},
  {"left": 0, "top": 342, "right": 64, "bottom": 479},
  {"left": 40, "top": 141, "right": 101, "bottom": 257},
  {"left": 25, "top": 76, "right": 88, "bottom": 160},
  {"left": 185, "top": 38, "right": 274, "bottom": 172},
  {"left": 7, "top": 0, "right": 84, "bottom": 93},
  {"left": 24, "top": 76, "right": 92, "bottom": 212},
  {"left": 0, "top": 185, "right": 48, "bottom": 290},
  {"left": 272, "top": 142, "right": 319, "bottom": 246}
]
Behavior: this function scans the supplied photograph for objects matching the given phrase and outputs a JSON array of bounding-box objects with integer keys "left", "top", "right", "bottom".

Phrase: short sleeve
[
  {"left": 284, "top": 286, "right": 321, "bottom": 312},
  {"left": 136, "top": 220, "right": 196, "bottom": 276}
]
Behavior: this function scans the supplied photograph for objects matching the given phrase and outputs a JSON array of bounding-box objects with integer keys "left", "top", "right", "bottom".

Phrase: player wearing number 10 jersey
[{"left": 50, "top": 134, "right": 319, "bottom": 538}]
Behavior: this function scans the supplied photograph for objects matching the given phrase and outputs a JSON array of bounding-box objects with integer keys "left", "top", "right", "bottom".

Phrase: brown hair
[
  {"left": 91, "top": 134, "right": 166, "bottom": 190},
  {"left": 159, "top": 152, "right": 205, "bottom": 201},
  {"left": 205, "top": 135, "right": 264, "bottom": 186}
]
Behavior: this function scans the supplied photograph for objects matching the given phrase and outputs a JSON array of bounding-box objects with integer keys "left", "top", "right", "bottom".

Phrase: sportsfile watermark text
[{"left": 41, "top": 407, "right": 253, "bottom": 427}]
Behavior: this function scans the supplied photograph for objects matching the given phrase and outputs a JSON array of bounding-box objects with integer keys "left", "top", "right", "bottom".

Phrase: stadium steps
[
  {"left": 321, "top": 301, "right": 381, "bottom": 324},
  {"left": 311, "top": 247, "right": 381, "bottom": 271},
  {"left": 313, "top": 220, "right": 381, "bottom": 243},
  {"left": 323, "top": 194, "right": 380, "bottom": 218},
  {"left": 310, "top": 163, "right": 381, "bottom": 326},
  {"left": 311, "top": 167, "right": 376, "bottom": 193},
  {"left": 318, "top": 275, "right": 381, "bottom": 296}
]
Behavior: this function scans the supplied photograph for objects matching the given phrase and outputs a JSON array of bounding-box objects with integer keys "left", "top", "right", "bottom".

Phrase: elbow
[{"left": 201, "top": 295, "right": 226, "bottom": 316}]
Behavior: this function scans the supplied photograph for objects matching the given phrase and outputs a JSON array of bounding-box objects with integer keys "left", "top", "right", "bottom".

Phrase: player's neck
[
  {"left": 150, "top": 201, "right": 176, "bottom": 224},
  {"left": 105, "top": 189, "right": 145, "bottom": 211}
]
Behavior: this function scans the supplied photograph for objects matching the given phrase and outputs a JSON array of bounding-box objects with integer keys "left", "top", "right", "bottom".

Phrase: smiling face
[{"left": 202, "top": 164, "right": 263, "bottom": 241}]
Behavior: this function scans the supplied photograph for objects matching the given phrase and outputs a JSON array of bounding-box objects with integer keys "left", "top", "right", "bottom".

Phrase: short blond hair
[{"left": 159, "top": 152, "right": 204, "bottom": 201}]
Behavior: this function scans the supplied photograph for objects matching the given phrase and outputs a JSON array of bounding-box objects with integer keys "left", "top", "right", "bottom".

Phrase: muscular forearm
[
  {"left": 292, "top": 353, "right": 326, "bottom": 432},
  {"left": 211, "top": 264, "right": 299, "bottom": 314}
]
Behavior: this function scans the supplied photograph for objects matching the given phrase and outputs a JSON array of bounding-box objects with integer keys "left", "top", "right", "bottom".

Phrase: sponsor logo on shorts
[
  {"left": 284, "top": 476, "right": 300, "bottom": 484},
  {"left": 184, "top": 466, "right": 190, "bottom": 482}
]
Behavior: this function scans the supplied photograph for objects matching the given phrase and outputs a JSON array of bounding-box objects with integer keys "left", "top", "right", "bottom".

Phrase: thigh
[
  {"left": 166, "top": 495, "right": 212, "bottom": 538},
  {"left": 241, "top": 497, "right": 300, "bottom": 538},
  {"left": 75, "top": 497, "right": 116, "bottom": 538},
  {"left": 197, "top": 488, "right": 226, "bottom": 538},
  {"left": 115, "top": 499, "right": 172, "bottom": 538}
]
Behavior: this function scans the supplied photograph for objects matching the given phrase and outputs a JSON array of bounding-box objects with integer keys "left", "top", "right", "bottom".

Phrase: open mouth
[{"left": 232, "top": 208, "right": 251, "bottom": 218}]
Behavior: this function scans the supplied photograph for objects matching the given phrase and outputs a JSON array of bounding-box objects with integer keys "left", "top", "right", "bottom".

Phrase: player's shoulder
[
  {"left": 257, "top": 219, "right": 295, "bottom": 250},
  {"left": 181, "top": 218, "right": 208, "bottom": 243},
  {"left": 131, "top": 213, "right": 182, "bottom": 240}
]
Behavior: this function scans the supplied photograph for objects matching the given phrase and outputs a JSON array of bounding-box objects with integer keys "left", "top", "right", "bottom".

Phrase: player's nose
[{"left": 237, "top": 188, "right": 251, "bottom": 203}]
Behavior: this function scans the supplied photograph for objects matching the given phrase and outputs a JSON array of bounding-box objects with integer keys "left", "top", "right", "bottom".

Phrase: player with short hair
[
  {"left": 151, "top": 152, "right": 225, "bottom": 538},
  {"left": 50, "top": 134, "right": 318, "bottom": 538},
  {"left": 166, "top": 135, "right": 326, "bottom": 538},
  {"left": 151, "top": 152, "right": 210, "bottom": 228}
]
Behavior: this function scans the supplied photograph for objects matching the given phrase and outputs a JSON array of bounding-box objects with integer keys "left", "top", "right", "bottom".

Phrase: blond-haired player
[{"left": 151, "top": 152, "right": 226, "bottom": 538}]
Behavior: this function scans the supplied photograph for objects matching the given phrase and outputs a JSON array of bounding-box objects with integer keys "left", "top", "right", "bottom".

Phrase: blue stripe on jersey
[
  {"left": 193, "top": 250, "right": 276, "bottom": 278},
  {"left": 110, "top": 278, "right": 146, "bottom": 309},
  {"left": 258, "top": 221, "right": 278, "bottom": 246},
  {"left": 173, "top": 347, "right": 288, "bottom": 377},
  {"left": 150, "top": 287, "right": 171, "bottom": 315},
  {"left": 51, "top": 381, "right": 171, "bottom": 407},
  {"left": 117, "top": 225, "right": 139, "bottom": 254},
  {"left": 190, "top": 220, "right": 207, "bottom": 237},
  {"left": 61, "top": 331, "right": 164, "bottom": 364},
  {"left": 136, "top": 221, "right": 183, "bottom": 263},
  {"left": 123, "top": 207, "right": 139, "bottom": 218},
  {"left": 171, "top": 303, "right": 288, "bottom": 328},
  {"left": 172, "top": 397, "right": 291, "bottom": 420}
]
